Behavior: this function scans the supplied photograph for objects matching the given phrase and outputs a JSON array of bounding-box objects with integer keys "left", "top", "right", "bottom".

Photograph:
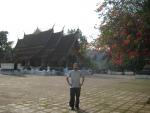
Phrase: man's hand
[
  {"left": 80, "top": 76, "right": 85, "bottom": 87},
  {"left": 66, "top": 76, "right": 71, "bottom": 86},
  {"left": 80, "top": 83, "right": 83, "bottom": 87},
  {"left": 69, "top": 83, "right": 72, "bottom": 86}
]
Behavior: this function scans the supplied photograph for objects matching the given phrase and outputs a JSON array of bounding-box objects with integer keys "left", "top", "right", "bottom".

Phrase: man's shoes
[
  {"left": 71, "top": 107, "right": 75, "bottom": 110},
  {"left": 75, "top": 107, "right": 80, "bottom": 110}
]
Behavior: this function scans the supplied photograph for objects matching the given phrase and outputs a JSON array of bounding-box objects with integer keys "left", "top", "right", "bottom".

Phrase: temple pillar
[
  {"left": 24, "top": 59, "right": 31, "bottom": 70},
  {"left": 40, "top": 58, "right": 47, "bottom": 71}
]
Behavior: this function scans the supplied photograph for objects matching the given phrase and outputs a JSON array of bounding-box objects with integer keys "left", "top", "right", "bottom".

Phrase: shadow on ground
[{"left": 77, "top": 109, "right": 89, "bottom": 113}]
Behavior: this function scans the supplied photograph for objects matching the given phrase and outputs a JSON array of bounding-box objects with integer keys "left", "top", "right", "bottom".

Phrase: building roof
[
  {"left": 34, "top": 27, "right": 41, "bottom": 34},
  {"left": 14, "top": 28, "right": 78, "bottom": 61},
  {"left": 50, "top": 34, "right": 77, "bottom": 61}
]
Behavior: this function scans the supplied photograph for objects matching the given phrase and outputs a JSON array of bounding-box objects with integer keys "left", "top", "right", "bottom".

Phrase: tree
[
  {"left": 96, "top": 0, "right": 150, "bottom": 73},
  {"left": 0, "top": 31, "right": 13, "bottom": 63},
  {"left": 67, "top": 29, "right": 98, "bottom": 68},
  {"left": 67, "top": 28, "right": 88, "bottom": 55}
]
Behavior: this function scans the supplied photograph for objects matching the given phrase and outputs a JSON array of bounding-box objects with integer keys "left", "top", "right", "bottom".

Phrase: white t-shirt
[{"left": 67, "top": 70, "right": 83, "bottom": 88}]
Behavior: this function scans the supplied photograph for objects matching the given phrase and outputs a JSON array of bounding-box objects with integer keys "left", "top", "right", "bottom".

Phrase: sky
[{"left": 0, "top": 0, "right": 102, "bottom": 46}]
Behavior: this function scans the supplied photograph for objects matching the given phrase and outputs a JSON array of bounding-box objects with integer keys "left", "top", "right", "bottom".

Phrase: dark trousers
[{"left": 69, "top": 87, "right": 81, "bottom": 108}]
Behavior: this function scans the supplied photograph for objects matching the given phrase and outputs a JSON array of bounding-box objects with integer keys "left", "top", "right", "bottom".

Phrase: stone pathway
[{"left": 0, "top": 75, "right": 149, "bottom": 113}]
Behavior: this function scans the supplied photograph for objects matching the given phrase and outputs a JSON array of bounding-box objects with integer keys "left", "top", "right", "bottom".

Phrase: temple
[{"left": 14, "top": 28, "right": 80, "bottom": 70}]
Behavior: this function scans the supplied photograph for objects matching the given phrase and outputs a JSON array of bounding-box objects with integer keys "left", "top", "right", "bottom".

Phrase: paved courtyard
[{"left": 0, "top": 74, "right": 150, "bottom": 113}]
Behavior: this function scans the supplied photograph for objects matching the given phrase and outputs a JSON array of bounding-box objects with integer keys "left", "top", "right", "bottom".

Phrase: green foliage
[
  {"left": 0, "top": 31, "right": 8, "bottom": 60},
  {"left": 0, "top": 31, "right": 13, "bottom": 62},
  {"left": 67, "top": 28, "right": 88, "bottom": 55},
  {"left": 67, "top": 29, "right": 76, "bottom": 34},
  {"left": 0, "top": 31, "right": 8, "bottom": 51},
  {"left": 67, "top": 29, "right": 98, "bottom": 69},
  {"left": 84, "top": 56, "right": 98, "bottom": 70}
]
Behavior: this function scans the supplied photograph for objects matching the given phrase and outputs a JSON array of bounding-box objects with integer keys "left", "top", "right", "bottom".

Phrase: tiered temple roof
[{"left": 14, "top": 28, "right": 79, "bottom": 66}]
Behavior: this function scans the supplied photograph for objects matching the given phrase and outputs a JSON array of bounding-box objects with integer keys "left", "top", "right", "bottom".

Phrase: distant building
[{"left": 14, "top": 28, "right": 80, "bottom": 69}]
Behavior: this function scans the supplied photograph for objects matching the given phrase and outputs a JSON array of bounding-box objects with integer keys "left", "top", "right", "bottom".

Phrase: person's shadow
[{"left": 76, "top": 109, "right": 89, "bottom": 113}]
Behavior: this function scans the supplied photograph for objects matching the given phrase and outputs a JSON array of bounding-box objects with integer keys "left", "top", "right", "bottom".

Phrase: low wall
[
  {"left": 108, "top": 71, "right": 134, "bottom": 75},
  {"left": 135, "top": 75, "right": 150, "bottom": 79}
]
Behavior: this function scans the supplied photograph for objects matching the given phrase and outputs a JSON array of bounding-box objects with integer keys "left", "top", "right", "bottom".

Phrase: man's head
[{"left": 73, "top": 63, "right": 79, "bottom": 70}]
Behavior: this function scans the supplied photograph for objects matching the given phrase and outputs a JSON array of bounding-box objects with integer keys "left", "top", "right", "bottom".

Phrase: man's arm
[
  {"left": 80, "top": 76, "right": 85, "bottom": 86},
  {"left": 66, "top": 76, "right": 71, "bottom": 86}
]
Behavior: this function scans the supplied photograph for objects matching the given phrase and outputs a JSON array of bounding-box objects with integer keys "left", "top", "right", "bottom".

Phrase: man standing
[{"left": 66, "top": 63, "right": 85, "bottom": 110}]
